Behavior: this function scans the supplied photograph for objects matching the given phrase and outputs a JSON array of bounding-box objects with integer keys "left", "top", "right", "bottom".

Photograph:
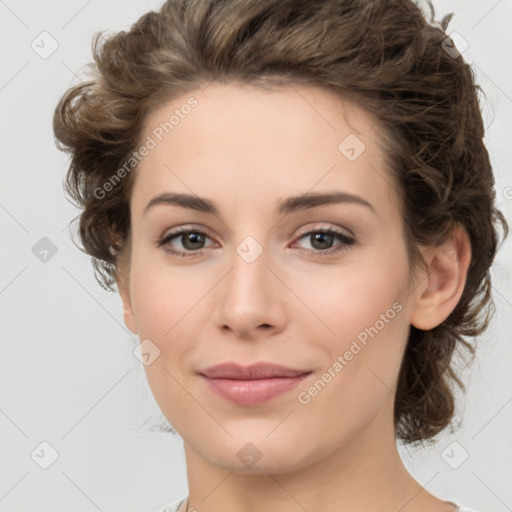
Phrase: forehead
[{"left": 132, "top": 82, "right": 398, "bottom": 219}]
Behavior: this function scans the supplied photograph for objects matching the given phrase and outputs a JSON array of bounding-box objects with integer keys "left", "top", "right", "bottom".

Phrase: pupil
[
  {"left": 180, "top": 232, "right": 335, "bottom": 251},
  {"left": 312, "top": 232, "right": 333, "bottom": 250},
  {"left": 183, "top": 232, "right": 204, "bottom": 250}
]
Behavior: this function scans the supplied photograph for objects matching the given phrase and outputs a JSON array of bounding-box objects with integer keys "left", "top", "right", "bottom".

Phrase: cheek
[
  {"left": 128, "top": 257, "right": 213, "bottom": 397},
  {"left": 293, "top": 272, "right": 409, "bottom": 442},
  {"left": 129, "top": 252, "right": 207, "bottom": 338},
  {"left": 128, "top": 263, "right": 202, "bottom": 428},
  {"left": 291, "top": 243, "right": 410, "bottom": 399},
  {"left": 130, "top": 276, "right": 171, "bottom": 338},
  {"left": 293, "top": 253, "right": 409, "bottom": 348}
]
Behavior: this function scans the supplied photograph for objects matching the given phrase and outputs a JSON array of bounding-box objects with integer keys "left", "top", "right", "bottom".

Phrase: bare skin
[{"left": 116, "top": 82, "right": 471, "bottom": 512}]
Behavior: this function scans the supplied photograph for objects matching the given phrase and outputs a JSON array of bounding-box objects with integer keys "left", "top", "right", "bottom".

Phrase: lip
[{"left": 198, "top": 362, "right": 312, "bottom": 405}]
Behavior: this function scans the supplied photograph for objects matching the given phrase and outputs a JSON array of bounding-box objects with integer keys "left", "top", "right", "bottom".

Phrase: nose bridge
[
  {"left": 213, "top": 235, "right": 286, "bottom": 335},
  {"left": 231, "top": 240, "right": 267, "bottom": 299},
  {"left": 226, "top": 238, "right": 272, "bottom": 311}
]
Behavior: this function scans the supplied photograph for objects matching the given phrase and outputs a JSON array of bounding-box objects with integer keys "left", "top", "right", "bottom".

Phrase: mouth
[{"left": 198, "top": 362, "right": 313, "bottom": 405}]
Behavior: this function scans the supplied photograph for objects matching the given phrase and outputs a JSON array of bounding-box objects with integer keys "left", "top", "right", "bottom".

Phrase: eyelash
[{"left": 157, "top": 226, "right": 355, "bottom": 258}]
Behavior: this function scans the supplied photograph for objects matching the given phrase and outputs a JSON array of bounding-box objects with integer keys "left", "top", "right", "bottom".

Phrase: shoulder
[
  {"left": 154, "top": 498, "right": 480, "bottom": 512},
  {"left": 156, "top": 496, "right": 187, "bottom": 512},
  {"left": 155, "top": 498, "right": 480, "bottom": 512}
]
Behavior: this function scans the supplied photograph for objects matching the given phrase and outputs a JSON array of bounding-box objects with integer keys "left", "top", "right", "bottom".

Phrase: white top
[
  {"left": 157, "top": 496, "right": 478, "bottom": 512},
  {"left": 157, "top": 497, "right": 186, "bottom": 512}
]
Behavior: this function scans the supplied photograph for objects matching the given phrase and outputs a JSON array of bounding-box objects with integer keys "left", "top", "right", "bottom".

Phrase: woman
[{"left": 53, "top": 0, "right": 508, "bottom": 510}]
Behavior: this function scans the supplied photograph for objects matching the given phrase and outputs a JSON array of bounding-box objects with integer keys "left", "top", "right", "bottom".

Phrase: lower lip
[{"left": 201, "top": 373, "right": 311, "bottom": 405}]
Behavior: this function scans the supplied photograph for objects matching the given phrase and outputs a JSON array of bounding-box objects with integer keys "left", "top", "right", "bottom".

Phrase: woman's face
[{"left": 119, "top": 82, "right": 424, "bottom": 473}]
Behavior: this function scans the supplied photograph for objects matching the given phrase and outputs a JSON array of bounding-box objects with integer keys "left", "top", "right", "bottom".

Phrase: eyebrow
[{"left": 143, "top": 191, "right": 375, "bottom": 216}]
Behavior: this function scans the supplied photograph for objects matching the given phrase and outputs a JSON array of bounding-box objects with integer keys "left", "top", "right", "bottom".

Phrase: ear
[
  {"left": 410, "top": 223, "right": 472, "bottom": 330},
  {"left": 115, "top": 266, "right": 138, "bottom": 335}
]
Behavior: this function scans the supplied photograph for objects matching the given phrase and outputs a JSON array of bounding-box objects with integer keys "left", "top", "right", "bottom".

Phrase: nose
[{"left": 213, "top": 243, "right": 287, "bottom": 339}]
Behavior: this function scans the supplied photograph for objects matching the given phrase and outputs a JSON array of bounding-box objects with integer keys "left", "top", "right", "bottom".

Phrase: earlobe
[
  {"left": 115, "top": 271, "right": 138, "bottom": 335},
  {"left": 410, "top": 224, "right": 472, "bottom": 330}
]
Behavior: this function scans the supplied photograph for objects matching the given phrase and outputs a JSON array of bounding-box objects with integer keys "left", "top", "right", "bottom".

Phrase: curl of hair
[{"left": 53, "top": 0, "right": 508, "bottom": 443}]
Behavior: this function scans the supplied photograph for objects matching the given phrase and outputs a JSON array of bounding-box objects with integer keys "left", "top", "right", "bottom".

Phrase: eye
[
  {"left": 292, "top": 227, "right": 355, "bottom": 255},
  {"left": 157, "top": 225, "right": 356, "bottom": 258},
  {"left": 157, "top": 227, "right": 216, "bottom": 257}
]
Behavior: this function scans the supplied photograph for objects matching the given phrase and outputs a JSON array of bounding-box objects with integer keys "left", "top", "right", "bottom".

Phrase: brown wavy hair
[{"left": 53, "top": 0, "right": 508, "bottom": 444}]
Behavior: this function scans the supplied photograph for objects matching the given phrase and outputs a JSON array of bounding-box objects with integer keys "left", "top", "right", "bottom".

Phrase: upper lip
[{"left": 199, "top": 362, "right": 311, "bottom": 380}]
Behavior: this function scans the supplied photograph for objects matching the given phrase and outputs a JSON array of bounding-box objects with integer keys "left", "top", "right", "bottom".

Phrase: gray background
[{"left": 1, "top": 1, "right": 511, "bottom": 511}]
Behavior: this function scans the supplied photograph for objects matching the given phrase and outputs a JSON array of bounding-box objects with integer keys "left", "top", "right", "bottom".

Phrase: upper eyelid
[
  {"left": 295, "top": 224, "right": 353, "bottom": 238},
  {"left": 161, "top": 224, "right": 354, "bottom": 247},
  {"left": 162, "top": 224, "right": 214, "bottom": 239},
  {"left": 162, "top": 223, "right": 351, "bottom": 236}
]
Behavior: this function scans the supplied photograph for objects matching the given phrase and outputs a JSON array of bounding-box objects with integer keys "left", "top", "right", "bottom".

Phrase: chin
[{"left": 199, "top": 433, "right": 317, "bottom": 475}]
